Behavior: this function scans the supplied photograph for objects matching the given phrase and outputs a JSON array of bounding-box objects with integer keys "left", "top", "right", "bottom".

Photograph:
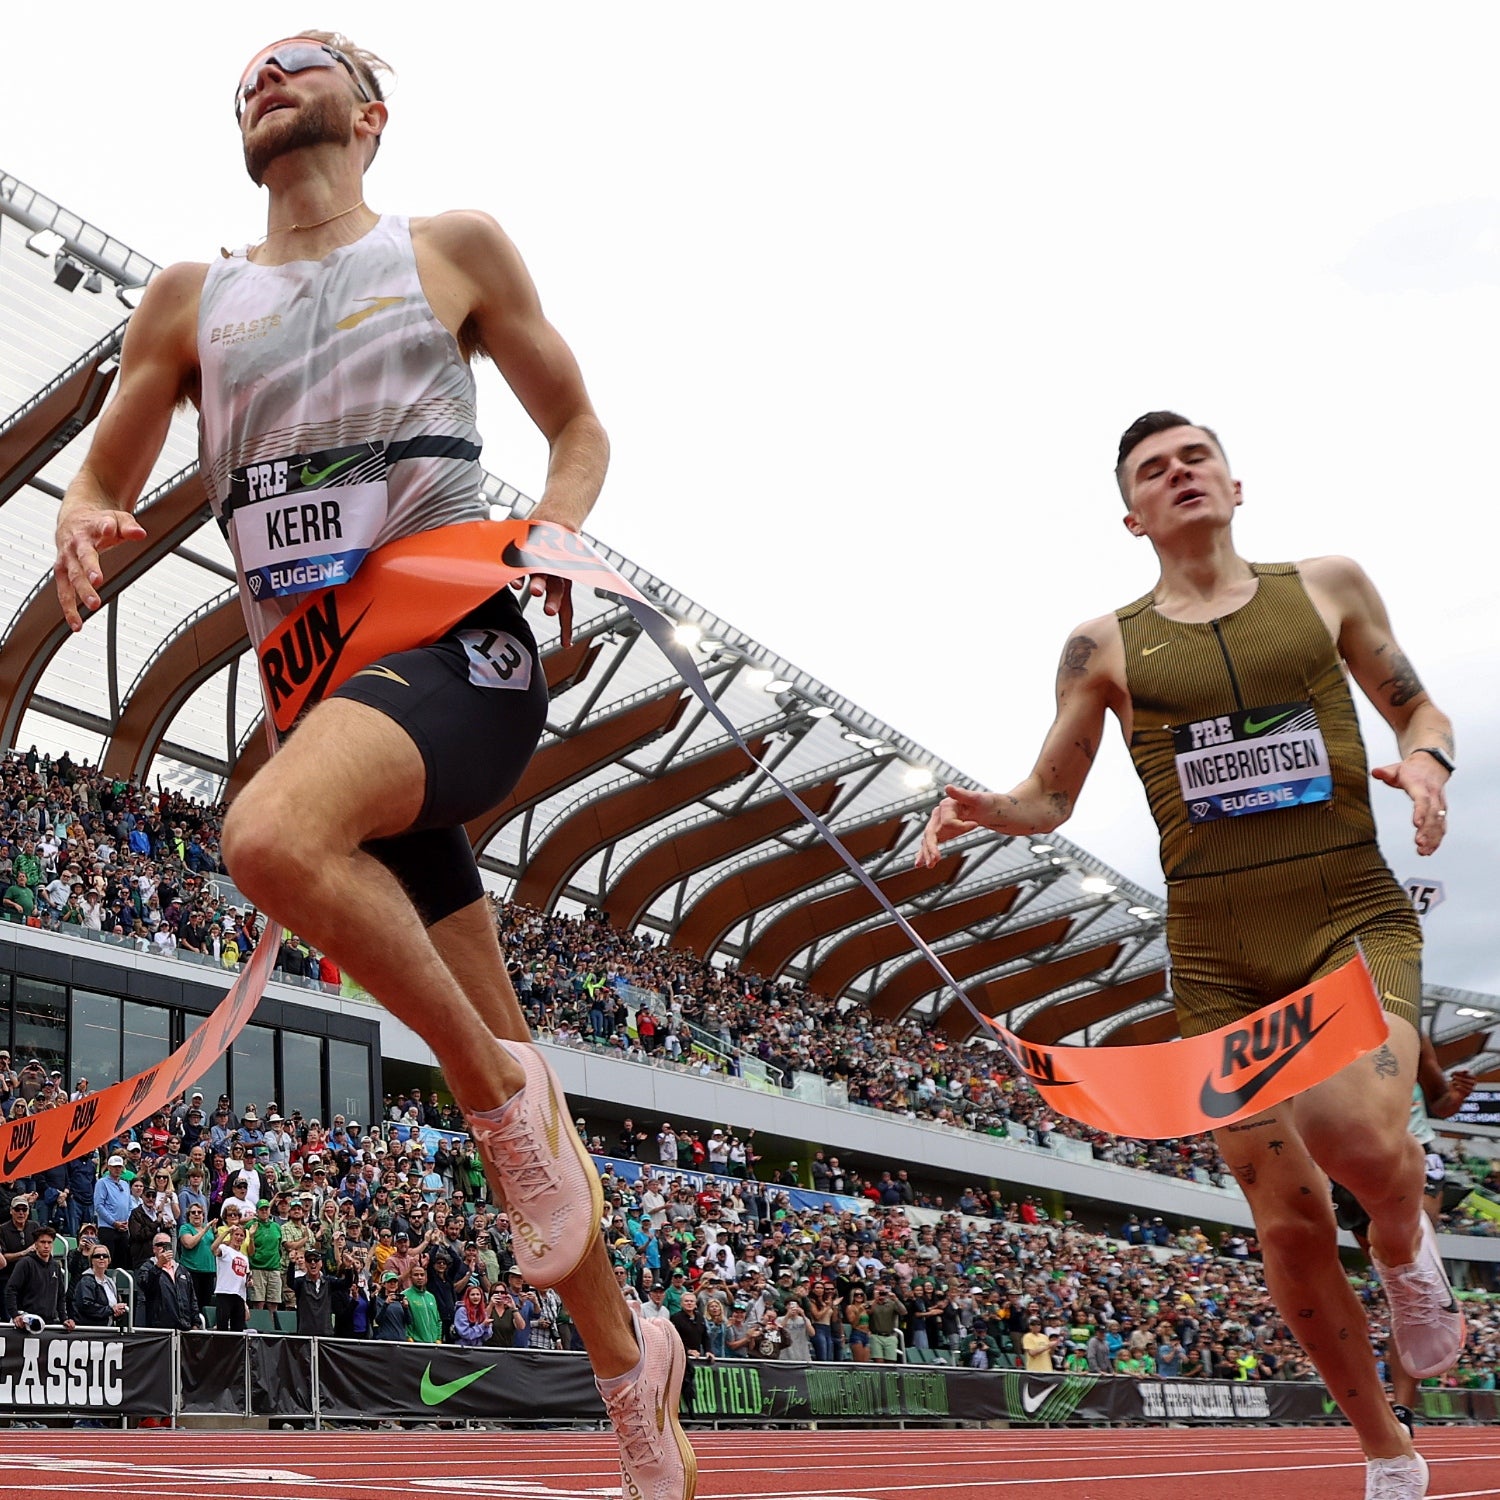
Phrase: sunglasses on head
[{"left": 235, "top": 41, "right": 372, "bottom": 121}]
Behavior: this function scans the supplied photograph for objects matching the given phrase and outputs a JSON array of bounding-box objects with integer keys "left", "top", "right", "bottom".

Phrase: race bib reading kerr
[
  {"left": 230, "top": 441, "right": 389, "bottom": 599},
  {"left": 1172, "top": 701, "right": 1333, "bottom": 823}
]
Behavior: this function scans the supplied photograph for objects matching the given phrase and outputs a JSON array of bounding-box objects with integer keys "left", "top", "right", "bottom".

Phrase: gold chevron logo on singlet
[
  {"left": 351, "top": 665, "right": 409, "bottom": 687},
  {"left": 335, "top": 295, "right": 405, "bottom": 331}
]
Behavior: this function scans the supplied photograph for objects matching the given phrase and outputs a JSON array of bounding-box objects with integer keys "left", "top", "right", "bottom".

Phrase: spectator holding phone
[{"left": 454, "top": 1284, "right": 492, "bottom": 1347}]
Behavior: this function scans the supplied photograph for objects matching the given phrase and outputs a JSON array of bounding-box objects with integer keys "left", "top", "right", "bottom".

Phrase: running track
[{"left": 2, "top": 1429, "right": 1499, "bottom": 1500}]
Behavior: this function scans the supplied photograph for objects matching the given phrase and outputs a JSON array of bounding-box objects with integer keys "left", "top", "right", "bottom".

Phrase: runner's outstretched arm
[
  {"left": 53, "top": 263, "right": 205, "bottom": 630},
  {"left": 916, "top": 614, "right": 1124, "bottom": 866}
]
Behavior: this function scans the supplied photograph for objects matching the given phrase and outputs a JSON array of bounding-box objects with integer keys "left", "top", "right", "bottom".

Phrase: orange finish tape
[{"left": 0, "top": 519, "right": 1387, "bottom": 1175}]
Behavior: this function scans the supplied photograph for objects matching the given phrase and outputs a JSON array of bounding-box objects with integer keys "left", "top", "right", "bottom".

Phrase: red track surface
[{"left": 2, "top": 1428, "right": 1499, "bottom": 1500}]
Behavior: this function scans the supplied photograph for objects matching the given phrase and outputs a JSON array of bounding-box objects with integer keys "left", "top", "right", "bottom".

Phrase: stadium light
[
  {"left": 765, "top": 677, "right": 793, "bottom": 693},
  {"left": 1079, "top": 876, "right": 1117, "bottom": 895},
  {"left": 25, "top": 228, "right": 65, "bottom": 256},
  {"left": 52, "top": 252, "right": 85, "bottom": 292},
  {"left": 1029, "top": 842, "right": 1055, "bottom": 854},
  {"left": 902, "top": 766, "right": 934, "bottom": 789},
  {"left": 673, "top": 623, "right": 702, "bottom": 648},
  {"left": 744, "top": 667, "right": 773, "bottom": 691},
  {"left": 807, "top": 705, "right": 835, "bottom": 718},
  {"left": 1127, "top": 905, "right": 1158, "bottom": 919},
  {"left": 82, "top": 269, "right": 104, "bottom": 294}
]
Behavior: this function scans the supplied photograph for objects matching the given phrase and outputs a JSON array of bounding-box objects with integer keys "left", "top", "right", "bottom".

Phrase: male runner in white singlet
[{"left": 53, "top": 32, "right": 694, "bottom": 1495}]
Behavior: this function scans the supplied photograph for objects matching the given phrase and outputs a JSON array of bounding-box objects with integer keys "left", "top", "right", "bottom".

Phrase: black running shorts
[{"left": 330, "top": 586, "right": 548, "bottom": 925}]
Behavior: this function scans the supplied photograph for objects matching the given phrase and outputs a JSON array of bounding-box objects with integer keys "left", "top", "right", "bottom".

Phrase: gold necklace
[{"left": 266, "top": 199, "right": 367, "bottom": 237}]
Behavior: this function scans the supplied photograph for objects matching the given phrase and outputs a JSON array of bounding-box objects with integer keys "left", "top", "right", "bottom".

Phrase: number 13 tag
[{"left": 455, "top": 629, "right": 534, "bottom": 691}]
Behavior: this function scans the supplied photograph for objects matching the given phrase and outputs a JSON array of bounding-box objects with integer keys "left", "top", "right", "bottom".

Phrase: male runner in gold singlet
[
  {"left": 918, "top": 413, "right": 1460, "bottom": 1500},
  {"left": 52, "top": 32, "right": 693, "bottom": 1496}
]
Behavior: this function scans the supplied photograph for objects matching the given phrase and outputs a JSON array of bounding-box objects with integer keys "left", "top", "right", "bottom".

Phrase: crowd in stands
[
  {"left": 1, "top": 1080, "right": 1496, "bottom": 1402},
  {"left": 5, "top": 746, "right": 1499, "bottom": 1237}
]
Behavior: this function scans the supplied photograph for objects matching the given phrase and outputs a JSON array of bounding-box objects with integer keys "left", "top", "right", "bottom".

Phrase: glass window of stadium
[
  {"left": 232, "top": 1024, "right": 276, "bottom": 1116},
  {"left": 71, "top": 989, "right": 123, "bottom": 1090},
  {"left": 122, "top": 1000, "right": 170, "bottom": 1079},
  {"left": 282, "top": 1031, "right": 324, "bottom": 1120},
  {"left": 328, "top": 1037, "right": 370, "bottom": 1124},
  {"left": 14, "top": 976, "right": 65, "bottom": 1081}
]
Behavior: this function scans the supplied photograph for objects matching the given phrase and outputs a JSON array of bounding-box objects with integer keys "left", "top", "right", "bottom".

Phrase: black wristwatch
[{"left": 1414, "top": 746, "right": 1456, "bottom": 774}]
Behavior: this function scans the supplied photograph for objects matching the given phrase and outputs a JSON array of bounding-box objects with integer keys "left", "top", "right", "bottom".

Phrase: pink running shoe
[
  {"left": 464, "top": 1039, "right": 603, "bottom": 1287},
  {"left": 1365, "top": 1452, "right": 1428, "bottom": 1500},
  {"left": 598, "top": 1311, "right": 697, "bottom": 1500},
  {"left": 1374, "top": 1214, "right": 1466, "bottom": 1380}
]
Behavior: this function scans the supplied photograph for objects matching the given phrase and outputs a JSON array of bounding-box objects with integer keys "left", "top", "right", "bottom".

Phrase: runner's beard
[{"left": 243, "top": 96, "right": 355, "bottom": 186}]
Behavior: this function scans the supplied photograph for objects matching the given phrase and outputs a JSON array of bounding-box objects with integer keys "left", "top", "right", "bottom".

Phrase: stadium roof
[{"left": 3, "top": 169, "right": 1497, "bottom": 1071}]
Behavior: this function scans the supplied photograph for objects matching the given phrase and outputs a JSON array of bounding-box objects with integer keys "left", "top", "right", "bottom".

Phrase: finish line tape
[{"left": 0, "top": 521, "right": 1386, "bottom": 1173}]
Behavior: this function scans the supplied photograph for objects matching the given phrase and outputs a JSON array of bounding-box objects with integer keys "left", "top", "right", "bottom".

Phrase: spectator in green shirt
[
  {"left": 403, "top": 1263, "right": 443, "bottom": 1344},
  {"left": 2, "top": 872, "right": 35, "bottom": 923},
  {"left": 246, "top": 1200, "right": 284, "bottom": 1310}
]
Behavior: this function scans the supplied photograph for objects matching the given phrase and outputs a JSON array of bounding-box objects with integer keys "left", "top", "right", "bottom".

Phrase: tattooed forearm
[
  {"left": 1373, "top": 1044, "right": 1399, "bottom": 1079},
  {"left": 1374, "top": 643, "right": 1425, "bottom": 708},
  {"left": 1226, "top": 1118, "right": 1277, "bottom": 1133},
  {"left": 1059, "top": 635, "right": 1098, "bottom": 679}
]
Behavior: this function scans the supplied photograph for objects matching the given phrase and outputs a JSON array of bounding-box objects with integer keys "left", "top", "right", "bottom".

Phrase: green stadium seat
[
  {"left": 201, "top": 1306, "right": 216, "bottom": 1328},
  {"left": 929, "top": 1348, "right": 954, "bottom": 1366},
  {"left": 247, "top": 1308, "right": 276, "bottom": 1333},
  {"left": 275, "top": 1310, "right": 298, "bottom": 1332},
  {"left": 904, "top": 1346, "right": 931, "bottom": 1364}
]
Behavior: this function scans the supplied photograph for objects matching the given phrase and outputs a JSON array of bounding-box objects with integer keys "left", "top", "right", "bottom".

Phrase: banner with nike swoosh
[{"left": 0, "top": 519, "right": 1385, "bottom": 1177}]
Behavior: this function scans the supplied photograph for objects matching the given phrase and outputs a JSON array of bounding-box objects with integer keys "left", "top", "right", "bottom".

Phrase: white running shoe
[
  {"left": 1374, "top": 1214, "right": 1466, "bottom": 1379},
  {"left": 1365, "top": 1452, "right": 1428, "bottom": 1499},
  {"left": 598, "top": 1310, "right": 697, "bottom": 1500},
  {"left": 464, "top": 1038, "right": 603, "bottom": 1287}
]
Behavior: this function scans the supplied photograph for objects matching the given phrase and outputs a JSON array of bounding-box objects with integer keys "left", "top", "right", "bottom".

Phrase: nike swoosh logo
[
  {"left": 1020, "top": 1380, "right": 1049, "bottom": 1415},
  {"left": 1242, "top": 710, "right": 1294, "bottom": 735},
  {"left": 1322, "top": 1396, "right": 1340, "bottom": 1414},
  {"left": 300, "top": 454, "right": 361, "bottom": 487},
  {"left": 62, "top": 1098, "right": 101, "bottom": 1159},
  {"left": 352, "top": 665, "right": 409, "bottom": 687},
  {"left": 1141, "top": 642, "right": 1171, "bottom": 656},
  {"left": 334, "top": 295, "right": 405, "bottom": 331},
  {"left": 420, "top": 1363, "right": 495, "bottom": 1405},
  {"left": 655, "top": 1394, "right": 667, "bottom": 1433},
  {"left": 1198, "top": 1010, "right": 1339, "bottom": 1120}
]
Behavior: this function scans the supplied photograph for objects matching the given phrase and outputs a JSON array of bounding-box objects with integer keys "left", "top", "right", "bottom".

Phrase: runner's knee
[{"left": 1254, "top": 1192, "right": 1338, "bottom": 1264}]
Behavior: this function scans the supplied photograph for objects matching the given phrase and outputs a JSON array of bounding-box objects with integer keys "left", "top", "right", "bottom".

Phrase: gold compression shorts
[{"left": 1166, "top": 841, "right": 1422, "bottom": 1040}]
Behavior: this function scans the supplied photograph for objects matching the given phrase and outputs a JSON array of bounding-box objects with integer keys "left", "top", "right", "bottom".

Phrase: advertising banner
[
  {"left": 179, "top": 1330, "right": 247, "bottom": 1415},
  {"left": 250, "top": 1334, "right": 314, "bottom": 1416},
  {"left": 0, "top": 1328, "right": 172, "bottom": 1416}
]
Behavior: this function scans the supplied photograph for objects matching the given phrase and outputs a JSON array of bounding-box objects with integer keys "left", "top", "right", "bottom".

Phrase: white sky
[{"left": 4, "top": 3, "right": 1497, "bottom": 995}]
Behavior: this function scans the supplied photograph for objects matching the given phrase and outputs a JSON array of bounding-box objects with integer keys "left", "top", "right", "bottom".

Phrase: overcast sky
[{"left": 4, "top": 3, "right": 1497, "bottom": 996}]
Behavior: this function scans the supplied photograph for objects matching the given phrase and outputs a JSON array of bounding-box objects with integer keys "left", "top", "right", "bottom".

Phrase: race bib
[
  {"left": 455, "top": 629, "right": 535, "bottom": 691},
  {"left": 230, "top": 442, "right": 389, "bottom": 599},
  {"left": 1172, "top": 701, "right": 1332, "bottom": 823}
]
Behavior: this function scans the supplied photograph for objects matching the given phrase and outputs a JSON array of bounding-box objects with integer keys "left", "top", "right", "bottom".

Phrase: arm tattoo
[
  {"left": 1236, "top": 1162, "right": 1257, "bottom": 1186},
  {"left": 1058, "top": 635, "right": 1098, "bottom": 680},
  {"left": 1374, "top": 643, "right": 1425, "bottom": 708},
  {"left": 1373, "top": 1044, "right": 1399, "bottom": 1079},
  {"left": 1226, "top": 1118, "right": 1276, "bottom": 1133}
]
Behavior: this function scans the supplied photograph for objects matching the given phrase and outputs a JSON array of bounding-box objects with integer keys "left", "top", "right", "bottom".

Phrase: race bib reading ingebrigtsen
[
  {"left": 1173, "top": 701, "right": 1333, "bottom": 823},
  {"left": 229, "top": 441, "right": 389, "bottom": 599}
]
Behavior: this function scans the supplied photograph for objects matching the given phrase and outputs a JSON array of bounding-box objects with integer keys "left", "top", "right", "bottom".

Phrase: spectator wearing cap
[
  {"left": 6, "top": 1225, "right": 73, "bottom": 1330},
  {"left": 291, "top": 1248, "right": 334, "bottom": 1336},
  {"left": 92, "top": 1155, "right": 132, "bottom": 1269},
  {"left": 246, "top": 1199, "right": 284, "bottom": 1310},
  {"left": 373, "top": 1270, "right": 409, "bottom": 1340},
  {"left": 640, "top": 1282, "right": 672, "bottom": 1323}
]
